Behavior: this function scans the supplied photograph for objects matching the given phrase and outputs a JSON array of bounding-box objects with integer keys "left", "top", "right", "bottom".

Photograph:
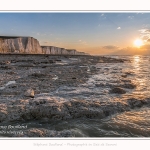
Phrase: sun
[{"left": 134, "top": 39, "right": 143, "bottom": 47}]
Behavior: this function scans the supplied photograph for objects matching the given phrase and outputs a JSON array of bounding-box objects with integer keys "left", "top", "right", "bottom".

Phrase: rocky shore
[{"left": 1, "top": 54, "right": 147, "bottom": 137}]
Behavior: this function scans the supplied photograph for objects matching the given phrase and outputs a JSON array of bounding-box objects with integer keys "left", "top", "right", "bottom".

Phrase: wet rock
[
  {"left": 39, "top": 117, "right": 50, "bottom": 123},
  {"left": 49, "top": 60, "right": 55, "bottom": 63},
  {"left": 0, "top": 87, "right": 5, "bottom": 90},
  {"left": 121, "top": 74, "right": 127, "bottom": 78},
  {"left": 24, "top": 89, "right": 34, "bottom": 98},
  {"left": 8, "top": 84, "right": 17, "bottom": 89},
  {"left": 122, "top": 83, "right": 136, "bottom": 89},
  {"left": 95, "top": 83, "right": 105, "bottom": 87},
  {"left": 110, "top": 87, "right": 126, "bottom": 94},
  {"left": 127, "top": 98, "right": 143, "bottom": 108},
  {"left": 125, "top": 71, "right": 134, "bottom": 75},
  {"left": 99, "top": 60, "right": 104, "bottom": 63},
  {"left": 59, "top": 130, "right": 73, "bottom": 137},
  {"left": 41, "top": 66, "right": 47, "bottom": 68},
  {"left": 12, "top": 128, "right": 73, "bottom": 137},
  {"left": 30, "top": 73, "right": 45, "bottom": 78},
  {"left": 0, "top": 65, "right": 12, "bottom": 69},
  {"left": 40, "top": 60, "right": 49, "bottom": 64},
  {"left": 0, "top": 104, "right": 7, "bottom": 122},
  {"left": 11, "top": 60, "right": 16, "bottom": 63},
  {"left": 5, "top": 81, "right": 16, "bottom": 86},
  {"left": 6, "top": 71, "right": 16, "bottom": 75},
  {"left": 121, "top": 79, "right": 131, "bottom": 83},
  {"left": 1, "top": 95, "right": 150, "bottom": 124},
  {"left": 18, "top": 63, "right": 36, "bottom": 67},
  {"left": 5, "top": 61, "right": 11, "bottom": 64}
]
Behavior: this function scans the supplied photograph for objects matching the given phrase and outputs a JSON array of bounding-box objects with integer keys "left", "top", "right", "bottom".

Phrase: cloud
[
  {"left": 103, "top": 45, "right": 119, "bottom": 50},
  {"left": 139, "top": 28, "right": 150, "bottom": 43},
  {"left": 78, "top": 39, "right": 87, "bottom": 45},
  {"left": 117, "top": 27, "right": 121, "bottom": 30},
  {"left": 141, "top": 35, "right": 149, "bottom": 40},
  {"left": 147, "top": 39, "right": 150, "bottom": 42},
  {"left": 36, "top": 33, "right": 47, "bottom": 36},
  {"left": 101, "top": 14, "right": 104, "bottom": 16},
  {"left": 128, "top": 16, "right": 134, "bottom": 19},
  {"left": 139, "top": 29, "right": 150, "bottom": 34}
]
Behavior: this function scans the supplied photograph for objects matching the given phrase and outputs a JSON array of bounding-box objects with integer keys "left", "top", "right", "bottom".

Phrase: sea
[{"left": 47, "top": 55, "right": 150, "bottom": 137}]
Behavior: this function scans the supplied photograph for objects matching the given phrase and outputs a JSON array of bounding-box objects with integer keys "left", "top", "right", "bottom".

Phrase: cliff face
[
  {"left": 42, "top": 46, "right": 86, "bottom": 55},
  {"left": 0, "top": 36, "right": 87, "bottom": 55},
  {"left": 0, "top": 37, "right": 42, "bottom": 54}
]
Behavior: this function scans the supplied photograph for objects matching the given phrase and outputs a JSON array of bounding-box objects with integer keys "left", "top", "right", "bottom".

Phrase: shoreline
[{"left": 0, "top": 54, "right": 134, "bottom": 137}]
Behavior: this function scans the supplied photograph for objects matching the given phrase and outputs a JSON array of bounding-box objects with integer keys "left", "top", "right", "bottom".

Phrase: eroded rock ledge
[{"left": 0, "top": 96, "right": 150, "bottom": 124}]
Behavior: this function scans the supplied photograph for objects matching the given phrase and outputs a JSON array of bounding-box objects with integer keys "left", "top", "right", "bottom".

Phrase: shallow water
[
  {"left": 51, "top": 55, "right": 150, "bottom": 137},
  {"left": 53, "top": 55, "right": 150, "bottom": 137},
  {"left": 1, "top": 55, "right": 150, "bottom": 137}
]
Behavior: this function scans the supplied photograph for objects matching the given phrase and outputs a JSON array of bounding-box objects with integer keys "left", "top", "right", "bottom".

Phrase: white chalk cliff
[
  {"left": 41, "top": 46, "right": 85, "bottom": 55},
  {"left": 0, "top": 37, "right": 42, "bottom": 54},
  {"left": 0, "top": 36, "right": 87, "bottom": 55}
]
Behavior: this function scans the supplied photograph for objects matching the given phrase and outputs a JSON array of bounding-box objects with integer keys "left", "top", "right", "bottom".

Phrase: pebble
[{"left": 24, "top": 89, "right": 34, "bottom": 98}]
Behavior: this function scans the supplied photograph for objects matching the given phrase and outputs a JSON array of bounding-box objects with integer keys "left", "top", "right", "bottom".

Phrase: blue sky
[{"left": 1, "top": 12, "right": 150, "bottom": 55}]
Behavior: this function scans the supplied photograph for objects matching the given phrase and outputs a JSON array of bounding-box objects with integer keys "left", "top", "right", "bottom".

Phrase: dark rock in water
[
  {"left": 121, "top": 74, "right": 127, "bottom": 78},
  {"left": 125, "top": 71, "right": 134, "bottom": 75},
  {"left": 49, "top": 60, "right": 55, "bottom": 63},
  {"left": 6, "top": 71, "right": 16, "bottom": 75},
  {"left": 123, "top": 83, "right": 136, "bottom": 89},
  {"left": 30, "top": 73, "right": 45, "bottom": 78},
  {"left": 110, "top": 87, "right": 126, "bottom": 94},
  {"left": 127, "top": 98, "right": 143, "bottom": 108},
  {"left": 39, "top": 117, "right": 50, "bottom": 123},
  {"left": 95, "top": 83, "right": 105, "bottom": 87},
  {"left": 41, "top": 66, "right": 47, "bottom": 68},
  {"left": 8, "top": 84, "right": 17, "bottom": 89},
  {"left": 0, "top": 65, "right": 12, "bottom": 69},
  {"left": 121, "top": 79, "right": 131, "bottom": 83}
]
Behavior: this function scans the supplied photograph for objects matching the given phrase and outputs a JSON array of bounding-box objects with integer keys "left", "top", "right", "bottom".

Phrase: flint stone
[{"left": 24, "top": 89, "right": 34, "bottom": 98}]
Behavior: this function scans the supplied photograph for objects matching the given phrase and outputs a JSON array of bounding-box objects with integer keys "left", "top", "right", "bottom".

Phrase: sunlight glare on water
[{"left": 104, "top": 107, "right": 150, "bottom": 137}]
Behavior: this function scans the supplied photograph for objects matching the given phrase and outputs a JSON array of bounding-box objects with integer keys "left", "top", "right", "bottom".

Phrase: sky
[{"left": 1, "top": 12, "right": 150, "bottom": 55}]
